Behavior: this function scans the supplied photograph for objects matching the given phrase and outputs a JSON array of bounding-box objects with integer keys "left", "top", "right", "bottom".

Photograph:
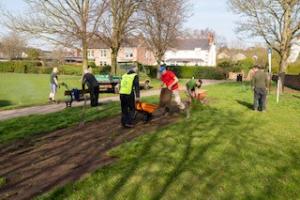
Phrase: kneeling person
[
  {"left": 120, "top": 66, "right": 140, "bottom": 128},
  {"left": 186, "top": 78, "right": 202, "bottom": 101}
]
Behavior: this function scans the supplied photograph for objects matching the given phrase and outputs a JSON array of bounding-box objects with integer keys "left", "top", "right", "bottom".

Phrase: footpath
[{"left": 0, "top": 80, "right": 227, "bottom": 121}]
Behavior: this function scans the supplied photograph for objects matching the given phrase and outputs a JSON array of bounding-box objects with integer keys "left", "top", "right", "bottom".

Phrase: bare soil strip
[{"left": 0, "top": 110, "right": 179, "bottom": 200}]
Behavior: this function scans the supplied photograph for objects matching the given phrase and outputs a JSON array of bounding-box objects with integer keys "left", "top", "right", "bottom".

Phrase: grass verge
[{"left": 35, "top": 82, "right": 300, "bottom": 200}]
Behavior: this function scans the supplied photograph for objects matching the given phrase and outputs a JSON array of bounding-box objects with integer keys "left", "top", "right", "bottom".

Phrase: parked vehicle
[
  {"left": 95, "top": 74, "right": 120, "bottom": 94},
  {"left": 96, "top": 62, "right": 152, "bottom": 94},
  {"left": 118, "top": 62, "right": 152, "bottom": 90}
]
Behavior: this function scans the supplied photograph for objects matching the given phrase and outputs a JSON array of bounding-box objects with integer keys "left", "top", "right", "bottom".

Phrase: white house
[{"left": 164, "top": 37, "right": 217, "bottom": 67}]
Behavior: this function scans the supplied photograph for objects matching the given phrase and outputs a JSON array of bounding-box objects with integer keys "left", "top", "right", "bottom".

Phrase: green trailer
[
  {"left": 95, "top": 74, "right": 121, "bottom": 94},
  {"left": 96, "top": 62, "right": 152, "bottom": 94}
]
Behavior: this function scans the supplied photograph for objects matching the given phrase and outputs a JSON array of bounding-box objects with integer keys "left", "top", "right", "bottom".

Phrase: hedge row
[
  {"left": 0, "top": 61, "right": 227, "bottom": 80},
  {"left": 0, "top": 61, "right": 108, "bottom": 75},
  {"left": 143, "top": 65, "right": 226, "bottom": 80},
  {"left": 0, "top": 61, "right": 42, "bottom": 73},
  {"left": 168, "top": 66, "right": 226, "bottom": 80}
]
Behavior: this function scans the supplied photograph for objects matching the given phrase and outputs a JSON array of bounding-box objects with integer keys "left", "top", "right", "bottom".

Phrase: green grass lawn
[
  {"left": 29, "top": 82, "right": 300, "bottom": 200},
  {"left": 0, "top": 73, "right": 163, "bottom": 110},
  {"left": 0, "top": 73, "right": 83, "bottom": 109}
]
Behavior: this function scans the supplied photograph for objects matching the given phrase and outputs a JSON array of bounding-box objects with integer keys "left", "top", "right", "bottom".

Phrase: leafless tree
[
  {"left": 51, "top": 47, "right": 69, "bottom": 65},
  {"left": 95, "top": 0, "right": 140, "bottom": 74},
  {"left": 0, "top": 32, "right": 27, "bottom": 60},
  {"left": 228, "top": 0, "right": 300, "bottom": 95},
  {"left": 182, "top": 28, "right": 216, "bottom": 40},
  {"left": 1, "top": 0, "right": 107, "bottom": 71},
  {"left": 139, "top": 0, "right": 189, "bottom": 76}
]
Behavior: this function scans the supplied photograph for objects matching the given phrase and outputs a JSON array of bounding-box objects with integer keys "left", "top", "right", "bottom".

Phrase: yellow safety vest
[{"left": 119, "top": 73, "right": 137, "bottom": 95}]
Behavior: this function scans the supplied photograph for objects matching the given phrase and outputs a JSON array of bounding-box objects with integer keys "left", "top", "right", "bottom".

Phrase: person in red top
[{"left": 160, "top": 66, "right": 185, "bottom": 110}]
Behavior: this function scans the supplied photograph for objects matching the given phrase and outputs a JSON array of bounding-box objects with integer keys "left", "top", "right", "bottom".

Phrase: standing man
[
  {"left": 82, "top": 68, "right": 100, "bottom": 107},
  {"left": 119, "top": 66, "right": 140, "bottom": 128},
  {"left": 49, "top": 67, "right": 59, "bottom": 102},
  {"left": 160, "top": 66, "right": 185, "bottom": 110},
  {"left": 252, "top": 65, "right": 269, "bottom": 112},
  {"left": 247, "top": 65, "right": 258, "bottom": 81}
]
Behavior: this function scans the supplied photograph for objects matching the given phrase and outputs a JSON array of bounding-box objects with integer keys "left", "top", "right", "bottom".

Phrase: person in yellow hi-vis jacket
[{"left": 119, "top": 66, "right": 140, "bottom": 128}]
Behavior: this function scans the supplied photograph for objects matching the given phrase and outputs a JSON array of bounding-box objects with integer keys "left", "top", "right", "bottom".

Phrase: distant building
[
  {"left": 217, "top": 52, "right": 230, "bottom": 60},
  {"left": 232, "top": 53, "right": 247, "bottom": 62},
  {"left": 87, "top": 38, "right": 156, "bottom": 66},
  {"left": 164, "top": 35, "right": 217, "bottom": 67}
]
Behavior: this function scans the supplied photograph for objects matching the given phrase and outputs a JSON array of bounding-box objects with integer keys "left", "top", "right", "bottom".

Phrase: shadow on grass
[
  {"left": 236, "top": 99, "right": 253, "bottom": 110},
  {"left": 41, "top": 103, "right": 300, "bottom": 200},
  {"left": 293, "top": 95, "right": 300, "bottom": 99},
  {"left": 0, "top": 100, "right": 13, "bottom": 108}
]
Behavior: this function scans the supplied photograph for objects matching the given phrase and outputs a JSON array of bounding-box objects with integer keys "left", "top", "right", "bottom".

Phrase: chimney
[{"left": 208, "top": 33, "right": 214, "bottom": 45}]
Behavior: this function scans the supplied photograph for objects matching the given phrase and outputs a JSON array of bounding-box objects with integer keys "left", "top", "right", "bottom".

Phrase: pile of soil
[{"left": 0, "top": 110, "right": 179, "bottom": 200}]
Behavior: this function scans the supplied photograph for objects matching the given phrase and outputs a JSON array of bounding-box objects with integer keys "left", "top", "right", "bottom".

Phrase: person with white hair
[
  {"left": 119, "top": 66, "right": 140, "bottom": 128},
  {"left": 49, "top": 67, "right": 59, "bottom": 102},
  {"left": 82, "top": 67, "right": 100, "bottom": 107}
]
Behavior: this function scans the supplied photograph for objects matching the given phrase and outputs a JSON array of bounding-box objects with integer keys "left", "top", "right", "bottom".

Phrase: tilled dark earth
[{"left": 0, "top": 110, "right": 179, "bottom": 200}]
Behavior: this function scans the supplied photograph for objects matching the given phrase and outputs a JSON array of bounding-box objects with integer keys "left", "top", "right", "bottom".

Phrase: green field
[
  {"left": 0, "top": 73, "right": 82, "bottom": 109},
  {"left": 1, "top": 78, "right": 300, "bottom": 199},
  {"left": 3, "top": 82, "right": 299, "bottom": 200},
  {"left": 0, "top": 73, "right": 182, "bottom": 110}
]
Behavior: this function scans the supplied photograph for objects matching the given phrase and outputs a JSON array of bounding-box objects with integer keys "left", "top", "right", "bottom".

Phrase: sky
[{"left": 0, "top": 0, "right": 261, "bottom": 48}]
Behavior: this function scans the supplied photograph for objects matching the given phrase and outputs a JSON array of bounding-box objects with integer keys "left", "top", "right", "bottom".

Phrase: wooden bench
[
  {"left": 64, "top": 87, "right": 118, "bottom": 107},
  {"left": 64, "top": 89, "right": 90, "bottom": 107}
]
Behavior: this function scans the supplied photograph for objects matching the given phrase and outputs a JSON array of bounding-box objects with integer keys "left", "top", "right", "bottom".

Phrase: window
[
  {"left": 125, "top": 48, "right": 134, "bottom": 58},
  {"left": 88, "top": 50, "right": 94, "bottom": 57},
  {"left": 100, "top": 49, "right": 107, "bottom": 57}
]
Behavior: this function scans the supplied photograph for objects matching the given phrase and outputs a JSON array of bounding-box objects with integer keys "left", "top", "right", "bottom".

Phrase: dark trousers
[
  {"left": 120, "top": 94, "right": 135, "bottom": 125},
  {"left": 254, "top": 88, "right": 267, "bottom": 111},
  {"left": 90, "top": 86, "right": 99, "bottom": 107}
]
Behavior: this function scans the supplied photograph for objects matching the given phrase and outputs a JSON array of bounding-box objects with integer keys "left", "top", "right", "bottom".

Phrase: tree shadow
[
  {"left": 236, "top": 100, "right": 253, "bottom": 110},
  {"left": 101, "top": 104, "right": 299, "bottom": 200},
  {"left": 100, "top": 104, "right": 262, "bottom": 199},
  {"left": 293, "top": 95, "right": 300, "bottom": 99},
  {"left": 28, "top": 102, "right": 300, "bottom": 200},
  {"left": 0, "top": 100, "right": 13, "bottom": 108}
]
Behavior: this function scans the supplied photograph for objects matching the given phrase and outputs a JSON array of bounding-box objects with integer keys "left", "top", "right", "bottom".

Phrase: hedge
[
  {"left": 0, "top": 61, "right": 227, "bottom": 80},
  {"left": 0, "top": 61, "right": 42, "bottom": 73},
  {"left": 167, "top": 66, "right": 226, "bottom": 80},
  {"left": 0, "top": 61, "right": 105, "bottom": 75}
]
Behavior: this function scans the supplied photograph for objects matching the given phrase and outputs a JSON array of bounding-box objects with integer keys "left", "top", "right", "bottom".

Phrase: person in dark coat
[
  {"left": 252, "top": 65, "right": 269, "bottom": 112},
  {"left": 82, "top": 68, "right": 100, "bottom": 107}
]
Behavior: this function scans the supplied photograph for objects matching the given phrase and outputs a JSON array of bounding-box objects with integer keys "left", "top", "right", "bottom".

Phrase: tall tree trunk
[
  {"left": 82, "top": 39, "right": 88, "bottom": 72},
  {"left": 279, "top": 54, "right": 288, "bottom": 90},
  {"left": 81, "top": 0, "right": 89, "bottom": 73},
  {"left": 276, "top": 2, "right": 291, "bottom": 102},
  {"left": 111, "top": 48, "right": 118, "bottom": 75},
  {"left": 156, "top": 56, "right": 162, "bottom": 79}
]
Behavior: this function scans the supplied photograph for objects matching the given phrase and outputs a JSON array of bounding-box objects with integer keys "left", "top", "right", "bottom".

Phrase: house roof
[
  {"left": 172, "top": 39, "right": 210, "bottom": 50},
  {"left": 88, "top": 37, "right": 146, "bottom": 49}
]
